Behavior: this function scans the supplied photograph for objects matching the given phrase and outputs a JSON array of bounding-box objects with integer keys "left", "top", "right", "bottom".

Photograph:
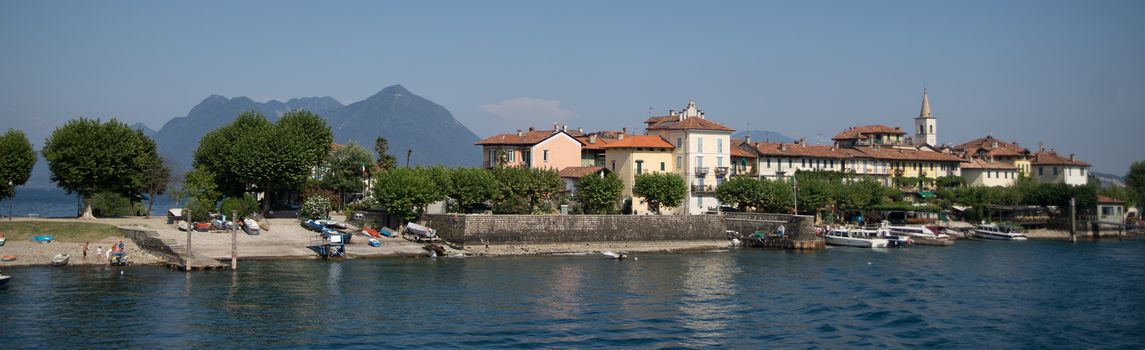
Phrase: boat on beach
[
  {"left": 825, "top": 227, "right": 890, "bottom": 248},
  {"left": 973, "top": 224, "right": 1028, "bottom": 240},
  {"left": 405, "top": 223, "right": 437, "bottom": 242},
  {"left": 109, "top": 251, "right": 127, "bottom": 266},
  {"left": 51, "top": 253, "right": 70, "bottom": 266},
  {"left": 0, "top": 231, "right": 6, "bottom": 246},
  {"left": 243, "top": 218, "right": 261, "bottom": 235}
]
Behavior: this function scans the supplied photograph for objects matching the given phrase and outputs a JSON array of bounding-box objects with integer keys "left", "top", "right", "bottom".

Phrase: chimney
[
  {"left": 589, "top": 134, "right": 597, "bottom": 144},
  {"left": 577, "top": 127, "right": 583, "bottom": 134},
  {"left": 622, "top": 127, "right": 627, "bottom": 134},
  {"left": 554, "top": 123, "right": 559, "bottom": 132},
  {"left": 798, "top": 138, "right": 805, "bottom": 146},
  {"left": 618, "top": 133, "right": 625, "bottom": 140},
  {"left": 529, "top": 126, "right": 535, "bottom": 132},
  {"left": 562, "top": 124, "right": 568, "bottom": 132},
  {"left": 1070, "top": 154, "right": 1076, "bottom": 161},
  {"left": 745, "top": 135, "right": 751, "bottom": 143},
  {"left": 780, "top": 143, "right": 787, "bottom": 152},
  {"left": 516, "top": 129, "right": 522, "bottom": 137}
]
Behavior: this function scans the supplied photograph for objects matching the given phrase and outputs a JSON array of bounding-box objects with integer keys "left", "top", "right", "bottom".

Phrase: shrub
[
  {"left": 91, "top": 191, "right": 133, "bottom": 217},
  {"left": 299, "top": 195, "right": 334, "bottom": 220},
  {"left": 220, "top": 193, "right": 259, "bottom": 219}
]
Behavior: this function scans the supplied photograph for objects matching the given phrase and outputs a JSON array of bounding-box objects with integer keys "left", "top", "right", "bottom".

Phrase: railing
[
  {"left": 691, "top": 184, "right": 716, "bottom": 194},
  {"left": 731, "top": 169, "right": 758, "bottom": 177},
  {"left": 695, "top": 166, "right": 710, "bottom": 176},
  {"left": 715, "top": 167, "right": 729, "bottom": 177}
]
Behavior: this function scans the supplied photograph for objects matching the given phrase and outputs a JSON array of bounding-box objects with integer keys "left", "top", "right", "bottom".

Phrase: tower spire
[{"left": 919, "top": 87, "right": 932, "bottom": 119}]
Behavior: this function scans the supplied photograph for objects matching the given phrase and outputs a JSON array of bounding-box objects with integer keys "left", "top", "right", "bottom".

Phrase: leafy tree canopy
[
  {"left": 41, "top": 118, "right": 161, "bottom": 218},
  {"left": 0, "top": 129, "right": 37, "bottom": 200},
  {"left": 1126, "top": 160, "right": 1145, "bottom": 208},
  {"left": 321, "top": 141, "right": 374, "bottom": 196},
  {"left": 575, "top": 172, "right": 623, "bottom": 214},
  {"left": 371, "top": 167, "right": 448, "bottom": 221},
  {"left": 448, "top": 167, "right": 498, "bottom": 212},
  {"left": 632, "top": 172, "right": 686, "bottom": 214}
]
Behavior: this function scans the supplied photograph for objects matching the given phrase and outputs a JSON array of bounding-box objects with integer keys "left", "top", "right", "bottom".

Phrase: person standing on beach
[
  {"left": 96, "top": 246, "right": 102, "bottom": 257},
  {"left": 117, "top": 241, "right": 125, "bottom": 253},
  {"left": 83, "top": 242, "right": 89, "bottom": 258}
]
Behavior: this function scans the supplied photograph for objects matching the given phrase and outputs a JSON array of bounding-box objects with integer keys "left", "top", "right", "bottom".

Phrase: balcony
[
  {"left": 694, "top": 166, "right": 710, "bottom": 176},
  {"left": 715, "top": 167, "right": 729, "bottom": 177},
  {"left": 731, "top": 168, "right": 758, "bottom": 177},
  {"left": 691, "top": 184, "right": 716, "bottom": 194}
]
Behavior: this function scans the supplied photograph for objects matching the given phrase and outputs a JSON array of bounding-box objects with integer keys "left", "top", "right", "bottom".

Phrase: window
[
  {"left": 676, "top": 156, "right": 682, "bottom": 169},
  {"left": 802, "top": 159, "right": 806, "bottom": 168},
  {"left": 788, "top": 159, "right": 792, "bottom": 168},
  {"left": 988, "top": 171, "right": 992, "bottom": 179},
  {"left": 507, "top": 150, "right": 515, "bottom": 161},
  {"left": 676, "top": 137, "right": 682, "bottom": 148},
  {"left": 1053, "top": 167, "right": 1058, "bottom": 176},
  {"left": 1039, "top": 167, "right": 1044, "bottom": 176},
  {"left": 611, "top": 160, "right": 616, "bottom": 171},
  {"left": 919, "top": 125, "right": 924, "bottom": 134},
  {"left": 767, "top": 158, "right": 771, "bottom": 168},
  {"left": 696, "top": 156, "right": 703, "bottom": 167},
  {"left": 717, "top": 139, "right": 723, "bottom": 154},
  {"left": 636, "top": 160, "right": 644, "bottom": 175},
  {"left": 543, "top": 150, "right": 549, "bottom": 162},
  {"left": 1081, "top": 168, "right": 1086, "bottom": 176},
  {"left": 697, "top": 138, "right": 703, "bottom": 153},
  {"left": 660, "top": 162, "right": 665, "bottom": 171},
  {"left": 697, "top": 196, "right": 702, "bottom": 208},
  {"left": 488, "top": 150, "right": 497, "bottom": 165},
  {"left": 929, "top": 125, "right": 934, "bottom": 134},
  {"left": 717, "top": 157, "right": 723, "bottom": 167}
]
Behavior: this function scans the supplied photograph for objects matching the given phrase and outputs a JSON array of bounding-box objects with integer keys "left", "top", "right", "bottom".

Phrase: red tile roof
[
  {"left": 730, "top": 138, "right": 755, "bottom": 158},
  {"left": 1031, "top": 150, "right": 1089, "bottom": 167},
  {"left": 645, "top": 116, "right": 735, "bottom": 132},
  {"left": 851, "top": 146, "right": 964, "bottom": 162},
  {"left": 961, "top": 158, "right": 1017, "bottom": 170},
  {"left": 1097, "top": 195, "right": 1124, "bottom": 204},
  {"left": 832, "top": 125, "right": 905, "bottom": 141},
  {"left": 751, "top": 142, "right": 856, "bottom": 159},
  {"left": 600, "top": 135, "right": 674, "bottom": 149},
  {"left": 954, "top": 135, "right": 1029, "bottom": 157},
  {"left": 476, "top": 130, "right": 568, "bottom": 146},
  {"left": 558, "top": 166, "right": 609, "bottom": 179}
]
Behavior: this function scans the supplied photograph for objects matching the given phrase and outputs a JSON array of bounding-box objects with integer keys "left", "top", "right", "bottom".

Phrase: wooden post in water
[
  {"left": 231, "top": 211, "right": 238, "bottom": 270},
  {"left": 1069, "top": 197, "right": 1076, "bottom": 242},
  {"left": 185, "top": 208, "right": 193, "bottom": 271}
]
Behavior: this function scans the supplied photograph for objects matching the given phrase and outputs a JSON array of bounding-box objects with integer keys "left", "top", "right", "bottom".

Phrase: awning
[{"left": 918, "top": 192, "right": 936, "bottom": 198}]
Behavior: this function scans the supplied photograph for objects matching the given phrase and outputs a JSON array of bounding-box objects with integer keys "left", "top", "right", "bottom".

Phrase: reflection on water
[{"left": 1, "top": 239, "right": 1143, "bottom": 348}]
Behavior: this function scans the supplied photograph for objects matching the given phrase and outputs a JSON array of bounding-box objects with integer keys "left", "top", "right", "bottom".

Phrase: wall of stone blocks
[{"left": 422, "top": 214, "right": 727, "bottom": 247}]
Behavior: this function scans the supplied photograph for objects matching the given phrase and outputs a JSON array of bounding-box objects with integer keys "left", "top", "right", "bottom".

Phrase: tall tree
[
  {"left": 632, "top": 173, "right": 687, "bottom": 214},
  {"left": 490, "top": 166, "right": 564, "bottom": 214},
  {"left": 448, "top": 167, "right": 498, "bottom": 213},
  {"left": 143, "top": 155, "right": 171, "bottom": 218},
  {"left": 375, "top": 136, "right": 398, "bottom": 171},
  {"left": 371, "top": 167, "right": 445, "bottom": 221},
  {"left": 321, "top": 141, "right": 374, "bottom": 206},
  {"left": 0, "top": 129, "right": 37, "bottom": 202},
  {"left": 194, "top": 110, "right": 333, "bottom": 210},
  {"left": 42, "top": 119, "right": 159, "bottom": 219},
  {"left": 1127, "top": 161, "right": 1145, "bottom": 209},
  {"left": 576, "top": 173, "right": 624, "bottom": 214}
]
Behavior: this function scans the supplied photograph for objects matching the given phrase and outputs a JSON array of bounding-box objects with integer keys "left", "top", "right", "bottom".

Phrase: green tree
[
  {"left": 375, "top": 136, "right": 398, "bottom": 171},
  {"left": 0, "top": 129, "right": 37, "bottom": 201},
  {"left": 42, "top": 118, "right": 160, "bottom": 219},
  {"left": 794, "top": 174, "right": 831, "bottom": 216},
  {"left": 194, "top": 110, "right": 333, "bottom": 210},
  {"left": 143, "top": 155, "right": 170, "bottom": 218},
  {"left": 489, "top": 166, "right": 564, "bottom": 214},
  {"left": 1127, "top": 161, "right": 1145, "bottom": 209},
  {"left": 219, "top": 193, "right": 259, "bottom": 220},
  {"left": 321, "top": 141, "right": 374, "bottom": 207},
  {"left": 632, "top": 173, "right": 686, "bottom": 214},
  {"left": 716, "top": 176, "right": 764, "bottom": 212},
  {"left": 371, "top": 167, "right": 446, "bottom": 221},
  {"left": 448, "top": 167, "right": 498, "bottom": 212},
  {"left": 575, "top": 173, "right": 624, "bottom": 214},
  {"left": 758, "top": 178, "right": 795, "bottom": 213}
]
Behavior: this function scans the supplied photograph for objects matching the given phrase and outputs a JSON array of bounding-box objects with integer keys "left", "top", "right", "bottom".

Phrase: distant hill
[
  {"left": 130, "top": 122, "right": 156, "bottom": 139},
  {"left": 150, "top": 85, "right": 479, "bottom": 174},
  {"left": 731, "top": 130, "right": 794, "bottom": 143},
  {"left": 1092, "top": 172, "right": 1125, "bottom": 187}
]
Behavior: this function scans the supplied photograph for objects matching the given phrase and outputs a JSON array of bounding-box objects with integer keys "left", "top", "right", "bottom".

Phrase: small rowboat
[
  {"left": 33, "top": 235, "right": 55, "bottom": 243},
  {"left": 1, "top": 255, "right": 16, "bottom": 262},
  {"left": 52, "top": 253, "right": 70, "bottom": 266},
  {"left": 368, "top": 238, "right": 381, "bottom": 247}
]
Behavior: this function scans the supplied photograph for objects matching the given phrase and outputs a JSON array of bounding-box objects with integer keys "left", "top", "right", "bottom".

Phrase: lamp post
[
  {"left": 7, "top": 180, "right": 12, "bottom": 220},
  {"left": 792, "top": 175, "right": 799, "bottom": 215}
]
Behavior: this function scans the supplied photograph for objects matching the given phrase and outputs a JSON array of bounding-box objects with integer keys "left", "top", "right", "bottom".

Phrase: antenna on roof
[{"left": 648, "top": 107, "right": 653, "bottom": 117}]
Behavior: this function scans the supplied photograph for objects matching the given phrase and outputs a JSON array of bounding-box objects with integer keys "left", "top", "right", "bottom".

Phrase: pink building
[{"left": 475, "top": 126, "right": 583, "bottom": 170}]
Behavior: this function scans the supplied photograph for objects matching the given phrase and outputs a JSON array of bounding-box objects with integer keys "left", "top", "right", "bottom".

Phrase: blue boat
[
  {"left": 33, "top": 235, "right": 54, "bottom": 243},
  {"left": 305, "top": 220, "right": 324, "bottom": 232}
]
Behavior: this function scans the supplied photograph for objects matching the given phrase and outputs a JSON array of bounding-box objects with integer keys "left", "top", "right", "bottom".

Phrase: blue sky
[{"left": 1, "top": 0, "right": 1142, "bottom": 175}]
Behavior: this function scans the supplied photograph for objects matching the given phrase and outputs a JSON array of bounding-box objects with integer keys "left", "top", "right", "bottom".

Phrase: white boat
[
  {"left": 826, "top": 227, "right": 889, "bottom": 248},
  {"left": 243, "top": 218, "right": 261, "bottom": 235},
  {"left": 404, "top": 222, "right": 437, "bottom": 241},
  {"left": 883, "top": 223, "right": 948, "bottom": 239},
  {"left": 974, "top": 224, "right": 1028, "bottom": 240},
  {"left": 0, "top": 273, "right": 9, "bottom": 288},
  {"left": 51, "top": 253, "right": 70, "bottom": 266}
]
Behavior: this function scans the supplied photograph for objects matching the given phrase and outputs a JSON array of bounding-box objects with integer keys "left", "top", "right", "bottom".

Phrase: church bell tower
[{"left": 914, "top": 88, "right": 937, "bottom": 146}]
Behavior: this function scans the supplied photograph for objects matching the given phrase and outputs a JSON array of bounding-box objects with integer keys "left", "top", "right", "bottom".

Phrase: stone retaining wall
[
  {"left": 422, "top": 213, "right": 819, "bottom": 248},
  {"left": 422, "top": 214, "right": 727, "bottom": 247},
  {"left": 119, "top": 227, "right": 180, "bottom": 263}
]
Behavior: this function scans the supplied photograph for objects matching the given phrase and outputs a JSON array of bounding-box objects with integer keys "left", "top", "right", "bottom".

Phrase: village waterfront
[{"left": 1, "top": 238, "right": 1143, "bottom": 349}]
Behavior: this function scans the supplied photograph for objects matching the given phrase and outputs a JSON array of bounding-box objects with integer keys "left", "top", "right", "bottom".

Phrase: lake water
[
  {"left": 1, "top": 239, "right": 1143, "bottom": 349},
  {"left": 1, "top": 187, "right": 172, "bottom": 218}
]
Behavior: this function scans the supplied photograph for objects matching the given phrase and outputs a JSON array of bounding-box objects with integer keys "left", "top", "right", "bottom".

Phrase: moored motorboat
[
  {"left": 826, "top": 227, "right": 889, "bottom": 248},
  {"left": 974, "top": 224, "right": 1028, "bottom": 240},
  {"left": 51, "top": 253, "right": 70, "bottom": 266},
  {"left": 109, "top": 251, "right": 127, "bottom": 266},
  {"left": 0, "top": 273, "right": 9, "bottom": 288},
  {"left": 913, "top": 236, "right": 955, "bottom": 246}
]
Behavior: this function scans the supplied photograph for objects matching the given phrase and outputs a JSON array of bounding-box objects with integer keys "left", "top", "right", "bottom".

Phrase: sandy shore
[{"left": 0, "top": 238, "right": 167, "bottom": 268}]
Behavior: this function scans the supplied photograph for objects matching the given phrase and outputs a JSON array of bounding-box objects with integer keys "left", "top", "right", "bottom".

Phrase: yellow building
[{"left": 601, "top": 135, "right": 675, "bottom": 214}]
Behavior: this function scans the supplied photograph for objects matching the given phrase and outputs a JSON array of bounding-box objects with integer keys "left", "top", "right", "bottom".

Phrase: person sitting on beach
[{"left": 118, "top": 241, "right": 125, "bottom": 252}]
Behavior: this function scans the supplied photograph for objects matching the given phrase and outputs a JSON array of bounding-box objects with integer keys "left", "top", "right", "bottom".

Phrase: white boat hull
[
  {"left": 826, "top": 235, "right": 889, "bottom": 248},
  {"left": 974, "top": 230, "right": 1028, "bottom": 240}
]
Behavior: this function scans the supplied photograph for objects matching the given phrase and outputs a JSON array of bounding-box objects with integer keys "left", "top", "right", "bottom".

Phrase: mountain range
[
  {"left": 152, "top": 85, "right": 480, "bottom": 174},
  {"left": 731, "top": 130, "right": 794, "bottom": 143}
]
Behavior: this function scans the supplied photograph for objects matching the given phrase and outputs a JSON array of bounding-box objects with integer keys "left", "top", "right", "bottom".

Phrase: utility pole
[
  {"left": 231, "top": 210, "right": 238, "bottom": 270},
  {"left": 793, "top": 175, "right": 799, "bottom": 215},
  {"left": 406, "top": 149, "right": 413, "bottom": 167},
  {"left": 1069, "top": 197, "right": 1076, "bottom": 242},
  {"left": 185, "top": 208, "right": 193, "bottom": 271}
]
